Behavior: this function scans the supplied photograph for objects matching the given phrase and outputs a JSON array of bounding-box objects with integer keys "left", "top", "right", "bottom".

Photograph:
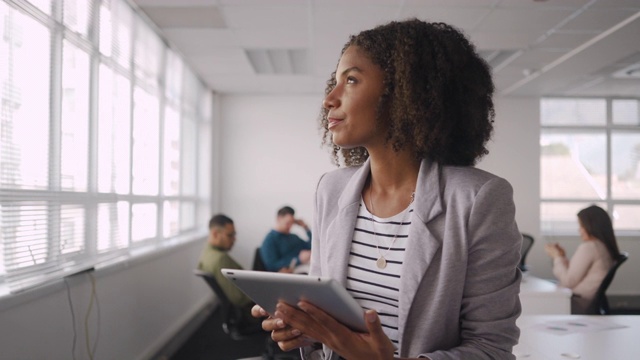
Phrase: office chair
[
  {"left": 193, "top": 269, "right": 265, "bottom": 340},
  {"left": 590, "top": 251, "right": 629, "bottom": 315},
  {"left": 519, "top": 233, "right": 535, "bottom": 272},
  {"left": 252, "top": 247, "right": 267, "bottom": 271}
]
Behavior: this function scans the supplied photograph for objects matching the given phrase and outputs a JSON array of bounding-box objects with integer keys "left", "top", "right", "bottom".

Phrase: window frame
[
  {"left": 0, "top": 0, "right": 212, "bottom": 295},
  {"left": 540, "top": 96, "right": 640, "bottom": 237}
]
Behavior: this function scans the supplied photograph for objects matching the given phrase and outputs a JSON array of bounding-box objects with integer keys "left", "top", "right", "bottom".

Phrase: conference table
[
  {"left": 515, "top": 315, "right": 640, "bottom": 359},
  {"left": 520, "top": 273, "right": 572, "bottom": 315}
]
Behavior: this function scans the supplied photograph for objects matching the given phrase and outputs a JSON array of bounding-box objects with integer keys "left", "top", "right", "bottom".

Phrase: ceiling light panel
[{"left": 246, "top": 49, "right": 309, "bottom": 75}]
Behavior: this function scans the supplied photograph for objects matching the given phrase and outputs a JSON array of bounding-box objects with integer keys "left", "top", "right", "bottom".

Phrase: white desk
[
  {"left": 515, "top": 315, "right": 640, "bottom": 359},
  {"left": 520, "top": 273, "right": 572, "bottom": 315}
]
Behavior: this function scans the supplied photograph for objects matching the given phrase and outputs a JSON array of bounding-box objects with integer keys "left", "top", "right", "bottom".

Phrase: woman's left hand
[
  {"left": 544, "top": 243, "right": 565, "bottom": 259},
  {"left": 274, "top": 300, "right": 396, "bottom": 360}
]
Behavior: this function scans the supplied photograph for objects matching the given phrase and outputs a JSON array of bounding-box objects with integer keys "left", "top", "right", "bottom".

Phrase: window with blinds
[{"left": 0, "top": 0, "right": 212, "bottom": 294}]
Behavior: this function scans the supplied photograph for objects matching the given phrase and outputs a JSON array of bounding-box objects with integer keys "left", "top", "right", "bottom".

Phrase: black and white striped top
[{"left": 345, "top": 198, "right": 413, "bottom": 354}]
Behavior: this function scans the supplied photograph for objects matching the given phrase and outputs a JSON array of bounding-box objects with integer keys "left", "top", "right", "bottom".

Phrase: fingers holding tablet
[{"left": 251, "top": 304, "right": 268, "bottom": 318}]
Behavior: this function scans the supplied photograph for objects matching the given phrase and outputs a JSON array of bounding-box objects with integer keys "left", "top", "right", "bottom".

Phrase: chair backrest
[
  {"left": 519, "top": 233, "right": 535, "bottom": 272},
  {"left": 592, "top": 251, "right": 629, "bottom": 315},
  {"left": 193, "top": 269, "right": 237, "bottom": 331},
  {"left": 194, "top": 269, "right": 266, "bottom": 340},
  {"left": 252, "top": 248, "right": 267, "bottom": 271}
]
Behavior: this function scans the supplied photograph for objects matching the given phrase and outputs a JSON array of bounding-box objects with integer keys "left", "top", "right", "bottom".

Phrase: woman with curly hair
[{"left": 253, "top": 18, "right": 522, "bottom": 359}]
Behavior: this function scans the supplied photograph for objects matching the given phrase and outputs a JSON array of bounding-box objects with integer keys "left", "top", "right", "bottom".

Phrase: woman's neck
[
  {"left": 365, "top": 147, "right": 421, "bottom": 217},
  {"left": 368, "top": 147, "right": 420, "bottom": 191}
]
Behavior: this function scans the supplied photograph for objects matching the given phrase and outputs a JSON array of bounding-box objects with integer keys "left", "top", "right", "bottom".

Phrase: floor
[
  {"left": 608, "top": 295, "right": 640, "bottom": 315},
  {"left": 170, "top": 307, "right": 302, "bottom": 360}
]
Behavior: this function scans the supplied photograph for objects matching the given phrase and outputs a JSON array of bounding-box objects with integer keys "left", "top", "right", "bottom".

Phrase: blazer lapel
[
  {"left": 397, "top": 160, "right": 444, "bottom": 348},
  {"left": 324, "top": 161, "right": 371, "bottom": 285}
]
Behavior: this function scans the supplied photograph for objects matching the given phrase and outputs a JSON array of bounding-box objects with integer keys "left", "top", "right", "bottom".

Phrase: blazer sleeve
[
  {"left": 308, "top": 172, "right": 326, "bottom": 277},
  {"left": 427, "top": 177, "right": 522, "bottom": 360}
]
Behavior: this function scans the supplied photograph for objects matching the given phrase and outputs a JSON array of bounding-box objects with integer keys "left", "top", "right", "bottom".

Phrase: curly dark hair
[{"left": 320, "top": 18, "right": 495, "bottom": 167}]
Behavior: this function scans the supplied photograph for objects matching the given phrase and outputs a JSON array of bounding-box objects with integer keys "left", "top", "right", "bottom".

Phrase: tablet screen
[{"left": 221, "top": 268, "right": 367, "bottom": 332}]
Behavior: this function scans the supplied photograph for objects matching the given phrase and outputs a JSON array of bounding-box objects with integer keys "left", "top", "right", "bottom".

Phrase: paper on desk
[{"left": 532, "top": 318, "right": 627, "bottom": 336}]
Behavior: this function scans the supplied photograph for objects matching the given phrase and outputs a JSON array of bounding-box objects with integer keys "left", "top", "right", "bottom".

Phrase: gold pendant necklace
[{"left": 369, "top": 186, "right": 414, "bottom": 269}]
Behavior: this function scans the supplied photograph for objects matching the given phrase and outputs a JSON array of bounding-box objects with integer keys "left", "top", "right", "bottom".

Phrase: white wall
[
  {"left": 220, "top": 94, "right": 639, "bottom": 295},
  {"left": 218, "top": 95, "right": 335, "bottom": 267},
  {"left": 0, "top": 239, "right": 212, "bottom": 360}
]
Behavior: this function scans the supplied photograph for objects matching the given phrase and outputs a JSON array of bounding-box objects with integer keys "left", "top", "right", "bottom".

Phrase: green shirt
[{"left": 197, "top": 244, "right": 253, "bottom": 308}]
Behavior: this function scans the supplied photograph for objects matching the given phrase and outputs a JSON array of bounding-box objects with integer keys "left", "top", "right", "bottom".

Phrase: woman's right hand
[
  {"left": 251, "top": 304, "right": 316, "bottom": 351},
  {"left": 544, "top": 243, "right": 565, "bottom": 259}
]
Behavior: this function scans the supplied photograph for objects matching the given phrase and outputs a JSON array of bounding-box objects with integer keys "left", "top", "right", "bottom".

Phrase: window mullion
[
  {"left": 157, "top": 44, "right": 167, "bottom": 240},
  {"left": 84, "top": 0, "right": 101, "bottom": 257},
  {"left": 606, "top": 98, "right": 613, "bottom": 214},
  {"left": 126, "top": 11, "right": 136, "bottom": 247},
  {"left": 49, "top": 1, "right": 63, "bottom": 192},
  {"left": 46, "top": 0, "right": 64, "bottom": 264}
]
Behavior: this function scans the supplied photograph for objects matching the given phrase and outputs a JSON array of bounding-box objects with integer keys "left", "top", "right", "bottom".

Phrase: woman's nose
[{"left": 323, "top": 88, "right": 339, "bottom": 109}]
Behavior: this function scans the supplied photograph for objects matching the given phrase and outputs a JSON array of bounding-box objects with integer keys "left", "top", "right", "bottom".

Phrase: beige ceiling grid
[{"left": 132, "top": 0, "right": 640, "bottom": 96}]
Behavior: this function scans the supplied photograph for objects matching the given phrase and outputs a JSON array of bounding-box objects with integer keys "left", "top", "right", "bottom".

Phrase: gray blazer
[{"left": 307, "top": 159, "right": 521, "bottom": 360}]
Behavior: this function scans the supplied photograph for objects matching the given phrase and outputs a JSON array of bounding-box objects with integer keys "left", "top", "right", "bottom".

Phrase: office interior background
[{"left": 0, "top": 0, "right": 639, "bottom": 359}]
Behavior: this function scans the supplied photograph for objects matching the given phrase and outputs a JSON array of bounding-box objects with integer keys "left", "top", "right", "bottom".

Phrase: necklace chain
[{"left": 368, "top": 185, "right": 415, "bottom": 269}]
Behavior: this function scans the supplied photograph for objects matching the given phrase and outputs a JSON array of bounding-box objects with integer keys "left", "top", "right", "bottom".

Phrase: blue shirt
[{"left": 260, "top": 229, "right": 312, "bottom": 271}]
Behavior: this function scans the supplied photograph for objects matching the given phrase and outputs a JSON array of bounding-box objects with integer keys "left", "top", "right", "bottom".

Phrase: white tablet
[{"left": 220, "top": 268, "right": 367, "bottom": 332}]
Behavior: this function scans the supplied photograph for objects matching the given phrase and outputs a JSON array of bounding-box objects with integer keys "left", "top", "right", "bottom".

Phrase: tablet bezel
[{"left": 220, "top": 268, "right": 367, "bottom": 332}]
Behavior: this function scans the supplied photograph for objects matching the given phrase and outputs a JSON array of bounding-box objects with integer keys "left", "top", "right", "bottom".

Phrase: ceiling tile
[
  {"left": 140, "top": 6, "right": 226, "bottom": 28},
  {"left": 134, "top": 0, "right": 220, "bottom": 6},
  {"left": 509, "top": 48, "right": 569, "bottom": 68},
  {"left": 588, "top": 0, "right": 640, "bottom": 10},
  {"left": 221, "top": 5, "right": 308, "bottom": 29},
  {"left": 569, "top": 78, "right": 640, "bottom": 97},
  {"left": 471, "top": 32, "right": 541, "bottom": 50},
  {"left": 204, "top": 73, "right": 321, "bottom": 94},
  {"left": 233, "top": 27, "right": 308, "bottom": 48},
  {"left": 398, "top": 6, "right": 491, "bottom": 30},
  {"left": 560, "top": 8, "right": 640, "bottom": 32},
  {"left": 404, "top": 0, "right": 497, "bottom": 6},
  {"left": 475, "top": 8, "right": 576, "bottom": 33},
  {"left": 218, "top": 0, "right": 302, "bottom": 5},
  {"left": 313, "top": 0, "right": 403, "bottom": 5},
  {"left": 188, "top": 48, "right": 254, "bottom": 75},
  {"left": 163, "top": 29, "right": 236, "bottom": 55},
  {"left": 496, "top": 0, "right": 588, "bottom": 9},
  {"left": 534, "top": 31, "right": 597, "bottom": 50}
]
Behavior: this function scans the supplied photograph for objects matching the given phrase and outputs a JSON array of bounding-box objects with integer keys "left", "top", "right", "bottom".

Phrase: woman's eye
[{"left": 346, "top": 76, "right": 357, "bottom": 84}]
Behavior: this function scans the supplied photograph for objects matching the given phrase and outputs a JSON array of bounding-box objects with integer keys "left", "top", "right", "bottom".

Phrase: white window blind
[
  {"left": 97, "top": 64, "right": 131, "bottom": 194},
  {"left": 1, "top": 0, "right": 212, "bottom": 294},
  {"left": 61, "top": 39, "right": 90, "bottom": 192},
  {"left": 0, "top": 3, "right": 51, "bottom": 191}
]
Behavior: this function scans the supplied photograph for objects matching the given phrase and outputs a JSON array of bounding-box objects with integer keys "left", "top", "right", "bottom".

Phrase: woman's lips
[{"left": 328, "top": 117, "right": 343, "bottom": 129}]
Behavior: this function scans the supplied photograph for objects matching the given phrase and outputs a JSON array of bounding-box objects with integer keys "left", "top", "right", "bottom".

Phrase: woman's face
[{"left": 322, "top": 46, "right": 386, "bottom": 149}]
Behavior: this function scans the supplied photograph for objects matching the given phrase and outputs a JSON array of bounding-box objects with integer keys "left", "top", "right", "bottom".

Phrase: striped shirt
[{"left": 345, "top": 198, "right": 413, "bottom": 355}]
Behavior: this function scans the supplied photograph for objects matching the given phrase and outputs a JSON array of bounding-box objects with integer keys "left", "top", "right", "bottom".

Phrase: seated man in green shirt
[{"left": 197, "top": 214, "right": 257, "bottom": 324}]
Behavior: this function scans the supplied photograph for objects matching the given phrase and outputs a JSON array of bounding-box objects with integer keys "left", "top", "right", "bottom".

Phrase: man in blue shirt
[{"left": 260, "top": 206, "right": 312, "bottom": 272}]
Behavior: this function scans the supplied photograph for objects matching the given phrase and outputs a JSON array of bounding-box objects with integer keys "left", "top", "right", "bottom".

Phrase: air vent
[
  {"left": 612, "top": 63, "right": 640, "bottom": 79},
  {"left": 245, "top": 49, "right": 308, "bottom": 75}
]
